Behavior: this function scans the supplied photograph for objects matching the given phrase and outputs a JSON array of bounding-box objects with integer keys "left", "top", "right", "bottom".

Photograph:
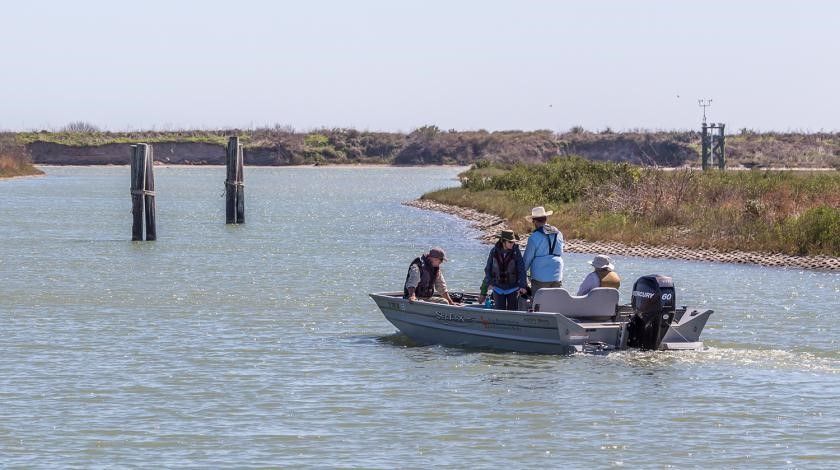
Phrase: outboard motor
[{"left": 627, "top": 275, "right": 676, "bottom": 350}]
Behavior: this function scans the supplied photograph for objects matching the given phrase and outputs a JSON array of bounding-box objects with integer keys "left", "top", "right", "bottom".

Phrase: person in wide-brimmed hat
[
  {"left": 525, "top": 206, "right": 553, "bottom": 221},
  {"left": 404, "top": 247, "right": 458, "bottom": 305},
  {"left": 576, "top": 254, "right": 621, "bottom": 296},
  {"left": 523, "top": 206, "right": 565, "bottom": 294},
  {"left": 478, "top": 230, "right": 527, "bottom": 310}
]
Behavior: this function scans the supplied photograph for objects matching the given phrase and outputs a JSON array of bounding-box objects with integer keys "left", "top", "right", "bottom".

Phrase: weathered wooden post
[
  {"left": 225, "top": 136, "right": 245, "bottom": 224},
  {"left": 235, "top": 141, "right": 245, "bottom": 223},
  {"left": 129, "top": 143, "right": 157, "bottom": 240},
  {"left": 130, "top": 145, "right": 145, "bottom": 240},
  {"left": 143, "top": 144, "right": 157, "bottom": 240}
]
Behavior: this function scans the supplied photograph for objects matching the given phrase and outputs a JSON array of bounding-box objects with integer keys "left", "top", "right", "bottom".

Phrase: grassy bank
[
  {"left": 0, "top": 133, "right": 42, "bottom": 178},
  {"left": 423, "top": 158, "right": 840, "bottom": 256}
]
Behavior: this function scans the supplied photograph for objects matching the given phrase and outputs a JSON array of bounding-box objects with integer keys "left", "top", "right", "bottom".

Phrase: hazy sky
[{"left": 1, "top": 0, "right": 837, "bottom": 132}]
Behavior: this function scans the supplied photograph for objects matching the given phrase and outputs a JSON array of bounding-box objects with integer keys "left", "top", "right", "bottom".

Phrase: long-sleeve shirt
[
  {"left": 523, "top": 225, "right": 564, "bottom": 282},
  {"left": 405, "top": 264, "right": 447, "bottom": 295},
  {"left": 576, "top": 271, "right": 601, "bottom": 296}
]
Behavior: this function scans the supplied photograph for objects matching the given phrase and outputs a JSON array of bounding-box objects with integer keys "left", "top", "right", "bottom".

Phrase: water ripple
[{"left": 1, "top": 167, "right": 838, "bottom": 467}]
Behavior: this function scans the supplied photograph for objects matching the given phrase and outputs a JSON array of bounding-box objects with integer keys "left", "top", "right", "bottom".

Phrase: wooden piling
[
  {"left": 130, "top": 145, "right": 145, "bottom": 240},
  {"left": 129, "top": 143, "right": 157, "bottom": 240},
  {"left": 225, "top": 136, "right": 245, "bottom": 224},
  {"left": 143, "top": 144, "right": 157, "bottom": 240},
  {"left": 235, "top": 142, "right": 244, "bottom": 223}
]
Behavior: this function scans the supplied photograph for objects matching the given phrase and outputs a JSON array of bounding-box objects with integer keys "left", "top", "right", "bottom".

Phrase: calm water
[{"left": 1, "top": 166, "right": 838, "bottom": 468}]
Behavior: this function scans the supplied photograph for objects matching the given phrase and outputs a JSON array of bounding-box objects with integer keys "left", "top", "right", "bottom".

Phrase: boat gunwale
[{"left": 369, "top": 291, "right": 630, "bottom": 326}]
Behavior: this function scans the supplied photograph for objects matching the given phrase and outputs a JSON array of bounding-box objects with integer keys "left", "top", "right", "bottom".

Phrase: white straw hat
[{"left": 525, "top": 206, "right": 553, "bottom": 220}]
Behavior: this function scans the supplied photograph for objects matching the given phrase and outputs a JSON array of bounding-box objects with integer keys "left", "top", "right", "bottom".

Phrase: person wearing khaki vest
[{"left": 576, "top": 254, "right": 620, "bottom": 296}]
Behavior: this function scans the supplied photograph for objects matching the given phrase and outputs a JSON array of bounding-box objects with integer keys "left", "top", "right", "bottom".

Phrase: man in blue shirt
[{"left": 522, "top": 206, "right": 564, "bottom": 294}]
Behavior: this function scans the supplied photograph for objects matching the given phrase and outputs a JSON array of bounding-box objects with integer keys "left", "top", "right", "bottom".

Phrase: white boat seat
[{"left": 532, "top": 287, "right": 619, "bottom": 318}]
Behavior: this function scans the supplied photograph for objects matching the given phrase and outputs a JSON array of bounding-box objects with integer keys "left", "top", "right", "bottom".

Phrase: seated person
[
  {"left": 577, "top": 254, "right": 620, "bottom": 296},
  {"left": 404, "top": 247, "right": 457, "bottom": 305}
]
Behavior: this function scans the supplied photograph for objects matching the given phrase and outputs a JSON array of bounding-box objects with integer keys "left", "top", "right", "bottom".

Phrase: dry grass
[
  {"left": 424, "top": 159, "right": 840, "bottom": 256},
  {"left": 0, "top": 133, "right": 42, "bottom": 178}
]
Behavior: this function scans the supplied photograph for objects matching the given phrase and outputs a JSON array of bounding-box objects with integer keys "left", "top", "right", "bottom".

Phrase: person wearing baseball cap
[
  {"left": 404, "top": 247, "right": 458, "bottom": 305},
  {"left": 576, "top": 254, "right": 621, "bottom": 296}
]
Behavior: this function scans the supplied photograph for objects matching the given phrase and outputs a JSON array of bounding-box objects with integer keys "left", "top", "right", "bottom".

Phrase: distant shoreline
[
  {"left": 1, "top": 162, "right": 467, "bottom": 178},
  {"left": 404, "top": 199, "right": 840, "bottom": 271},
  {"left": 17, "top": 129, "right": 840, "bottom": 168},
  {"left": 32, "top": 163, "right": 468, "bottom": 169},
  {"left": 32, "top": 162, "right": 836, "bottom": 171}
]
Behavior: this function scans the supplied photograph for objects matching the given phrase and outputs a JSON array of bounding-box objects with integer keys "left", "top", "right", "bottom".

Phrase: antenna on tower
[{"left": 698, "top": 99, "right": 712, "bottom": 124}]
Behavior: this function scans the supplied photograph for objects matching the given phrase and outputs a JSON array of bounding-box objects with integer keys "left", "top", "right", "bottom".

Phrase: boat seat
[{"left": 532, "top": 287, "right": 619, "bottom": 318}]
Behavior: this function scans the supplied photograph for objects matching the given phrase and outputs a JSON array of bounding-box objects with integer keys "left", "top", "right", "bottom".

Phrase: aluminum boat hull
[{"left": 370, "top": 292, "right": 712, "bottom": 354}]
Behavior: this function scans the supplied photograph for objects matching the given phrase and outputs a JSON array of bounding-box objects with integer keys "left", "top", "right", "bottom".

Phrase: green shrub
[
  {"left": 784, "top": 206, "right": 840, "bottom": 255},
  {"left": 303, "top": 133, "right": 329, "bottom": 148},
  {"left": 460, "top": 156, "right": 640, "bottom": 205}
]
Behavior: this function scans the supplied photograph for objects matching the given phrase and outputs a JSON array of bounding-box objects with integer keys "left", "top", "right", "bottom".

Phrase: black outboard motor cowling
[{"left": 627, "top": 275, "right": 676, "bottom": 350}]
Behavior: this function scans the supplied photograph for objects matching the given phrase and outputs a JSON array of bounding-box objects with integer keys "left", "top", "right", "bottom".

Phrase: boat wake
[
  {"left": 604, "top": 342, "right": 839, "bottom": 373},
  {"left": 362, "top": 332, "right": 838, "bottom": 373}
]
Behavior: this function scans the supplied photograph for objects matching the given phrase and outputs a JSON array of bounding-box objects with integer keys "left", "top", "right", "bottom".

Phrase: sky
[{"left": 1, "top": 0, "right": 838, "bottom": 133}]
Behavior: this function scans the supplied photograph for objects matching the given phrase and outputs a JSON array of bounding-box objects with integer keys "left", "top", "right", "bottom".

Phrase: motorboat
[{"left": 370, "top": 274, "right": 713, "bottom": 354}]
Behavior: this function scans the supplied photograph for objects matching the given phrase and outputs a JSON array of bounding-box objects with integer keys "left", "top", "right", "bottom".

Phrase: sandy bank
[
  {"left": 404, "top": 199, "right": 840, "bottom": 271},
  {"left": 0, "top": 173, "right": 46, "bottom": 180}
]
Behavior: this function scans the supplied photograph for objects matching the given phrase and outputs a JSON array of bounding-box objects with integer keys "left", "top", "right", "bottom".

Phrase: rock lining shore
[{"left": 404, "top": 199, "right": 840, "bottom": 271}]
